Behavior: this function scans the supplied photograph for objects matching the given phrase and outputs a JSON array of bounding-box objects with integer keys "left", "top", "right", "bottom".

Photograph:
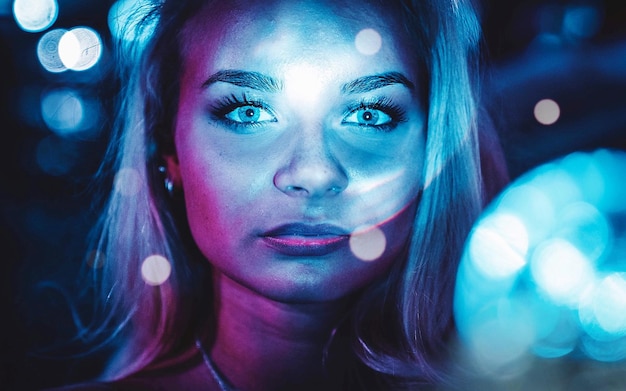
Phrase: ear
[{"left": 163, "top": 153, "right": 182, "bottom": 187}]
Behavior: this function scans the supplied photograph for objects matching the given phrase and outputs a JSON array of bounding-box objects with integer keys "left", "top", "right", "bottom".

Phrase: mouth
[{"left": 261, "top": 223, "right": 350, "bottom": 256}]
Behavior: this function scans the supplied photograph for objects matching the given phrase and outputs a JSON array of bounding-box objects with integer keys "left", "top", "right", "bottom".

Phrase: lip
[{"left": 261, "top": 223, "right": 350, "bottom": 256}]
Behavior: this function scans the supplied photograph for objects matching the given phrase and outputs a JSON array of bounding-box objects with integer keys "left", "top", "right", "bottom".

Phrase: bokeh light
[
  {"left": 349, "top": 225, "right": 386, "bottom": 261},
  {"left": 13, "top": 0, "right": 58, "bottom": 33},
  {"left": 58, "top": 27, "right": 102, "bottom": 71},
  {"left": 37, "top": 29, "right": 67, "bottom": 73},
  {"left": 455, "top": 149, "right": 626, "bottom": 377},
  {"left": 141, "top": 255, "right": 172, "bottom": 286},
  {"left": 534, "top": 98, "right": 561, "bottom": 125},
  {"left": 35, "top": 135, "right": 77, "bottom": 176},
  {"left": 354, "top": 28, "right": 382, "bottom": 56},
  {"left": 41, "top": 88, "right": 87, "bottom": 136},
  {"left": 563, "top": 4, "right": 602, "bottom": 39},
  {"left": 86, "top": 250, "right": 105, "bottom": 269}
]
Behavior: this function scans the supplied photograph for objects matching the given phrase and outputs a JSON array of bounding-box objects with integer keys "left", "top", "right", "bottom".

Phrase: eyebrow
[
  {"left": 340, "top": 72, "right": 415, "bottom": 94},
  {"left": 202, "top": 70, "right": 282, "bottom": 92},
  {"left": 202, "top": 70, "right": 414, "bottom": 94}
]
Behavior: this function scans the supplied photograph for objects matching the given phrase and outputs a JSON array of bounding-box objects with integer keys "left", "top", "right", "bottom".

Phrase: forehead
[{"left": 179, "top": 0, "right": 417, "bottom": 79}]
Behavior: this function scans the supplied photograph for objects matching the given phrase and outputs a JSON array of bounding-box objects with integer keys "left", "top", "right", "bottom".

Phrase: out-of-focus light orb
[
  {"left": 534, "top": 98, "right": 560, "bottom": 125},
  {"left": 465, "top": 297, "right": 535, "bottom": 374},
  {"left": 114, "top": 168, "right": 143, "bottom": 196},
  {"left": 108, "top": 0, "right": 156, "bottom": 43},
  {"left": 40, "top": 88, "right": 101, "bottom": 138},
  {"left": 37, "top": 28, "right": 67, "bottom": 73},
  {"left": 591, "top": 274, "right": 626, "bottom": 336},
  {"left": 58, "top": 27, "right": 102, "bottom": 71},
  {"left": 354, "top": 28, "right": 382, "bottom": 56},
  {"left": 455, "top": 148, "right": 626, "bottom": 376},
  {"left": 41, "top": 88, "right": 83, "bottom": 134},
  {"left": 141, "top": 254, "right": 171, "bottom": 286},
  {"left": 563, "top": 4, "right": 602, "bottom": 39},
  {"left": 530, "top": 239, "right": 594, "bottom": 306},
  {"left": 35, "top": 135, "right": 76, "bottom": 176},
  {"left": 86, "top": 250, "right": 105, "bottom": 269},
  {"left": 468, "top": 213, "right": 529, "bottom": 279},
  {"left": 13, "top": 0, "right": 58, "bottom": 33},
  {"left": 349, "top": 226, "right": 386, "bottom": 261}
]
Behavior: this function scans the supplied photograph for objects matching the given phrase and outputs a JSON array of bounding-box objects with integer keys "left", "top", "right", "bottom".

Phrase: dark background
[{"left": 1, "top": 0, "right": 625, "bottom": 390}]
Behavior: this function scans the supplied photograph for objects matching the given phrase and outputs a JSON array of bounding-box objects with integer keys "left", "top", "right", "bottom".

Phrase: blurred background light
[
  {"left": 34, "top": 135, "right": 78, "bottom": 176},
  {"left": 37, "top": 28, "right": 67, "bottom": 73},
  {"left": 534, "top": 98, "right": 561, "bottom": 125},
  {"left": 58, "top": 27, "right": 102, "bottom": 71},
  {"left": 40, "top": 88, "right": 101, "bottom": 137},
  {"left": 12, "top": 0, "right": 58, "bottom": 33},
  {"left": 455, "top": 148, "right": 626, "bottom": 377},
  {"left": 563, "top": 3, "right": 603, "bottom": 40}
]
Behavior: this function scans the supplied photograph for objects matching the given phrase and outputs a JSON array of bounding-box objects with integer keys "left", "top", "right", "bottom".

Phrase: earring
[
  {"left": 164, "top": 177, "right": 174, "bottom": 195},
  {"left": 159, "top": 165, "right": 175, "bottom": 197}
]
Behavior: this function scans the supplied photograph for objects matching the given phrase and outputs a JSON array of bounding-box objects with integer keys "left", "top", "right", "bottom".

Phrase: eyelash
[
  {"left": 209, "top": 94, "right": 407, "bottom": 132},
  {"left": 342, "top": 97, "right": 408, "bottom": 132},
  {"left": 210, "top": 93, "right": 274, "bottom": 129}
]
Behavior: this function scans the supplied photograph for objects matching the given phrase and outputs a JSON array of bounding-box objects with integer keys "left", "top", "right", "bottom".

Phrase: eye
[
  {"left": 224, "top": 105, "right": 275, "bottom": 124},
  {"left": 343, "top": 108, "right": 393, "bottom": 127}
]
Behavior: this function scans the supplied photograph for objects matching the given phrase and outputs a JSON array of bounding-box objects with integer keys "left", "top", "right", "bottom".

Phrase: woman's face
[{"left": 168, "top": 0, "right": 426, "bottom": 302}]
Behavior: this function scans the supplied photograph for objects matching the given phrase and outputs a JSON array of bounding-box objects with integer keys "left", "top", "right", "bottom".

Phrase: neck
[{"left": 208, "top": 271, "right": 351, "bottom": 391}]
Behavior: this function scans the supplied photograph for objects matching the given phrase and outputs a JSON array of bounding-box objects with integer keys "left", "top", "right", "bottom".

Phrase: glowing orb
[
  {"left": 58, "top": 27, "right": 102, "bottom": 71},
  {"left": 534, "top": 98, "right": 560, "bottom": 125},
  {"left": 13, "top": 0, "right": 58, "bottom": 33},
  {"left": 354, "top": 28, "right": 382, "bottom": 56},
  {"left": 141, "top": 255, "right": 172, "bottom": 286},
  {"left": 350, "top": 226, "right": 386, "bottom": 261},
  {"left": 37, "top": 29, "right": 67, "bottom": 73}
]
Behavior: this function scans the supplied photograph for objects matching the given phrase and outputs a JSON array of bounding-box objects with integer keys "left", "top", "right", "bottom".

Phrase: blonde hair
[{"left": 82, "top": 0, "right": 501, "bottom": 388}]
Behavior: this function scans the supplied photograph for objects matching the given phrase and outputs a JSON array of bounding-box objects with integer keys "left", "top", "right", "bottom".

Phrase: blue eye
[
  {"left": 224, "top": 105, "right": 275, "bottom": 124},
  {"left": 341, "top": 98, "right": 406, "bottom": 132},
  {"left": 343, "top": 108, "right": 392, "bottom": 127}
]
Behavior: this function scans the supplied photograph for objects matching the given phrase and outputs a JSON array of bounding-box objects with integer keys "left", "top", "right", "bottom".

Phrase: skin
[{"left": 165, "top": 1, "right": 426, "bottom": 389}]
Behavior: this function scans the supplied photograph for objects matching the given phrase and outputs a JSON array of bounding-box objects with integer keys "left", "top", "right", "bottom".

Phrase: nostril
[{"left": 284, "top": 185, "right": 308, "bottom": 195}]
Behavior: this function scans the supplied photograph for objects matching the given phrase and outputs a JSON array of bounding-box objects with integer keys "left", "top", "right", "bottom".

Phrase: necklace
[{"left": 195, "top": 339, "right": 239, "bottom": 391}]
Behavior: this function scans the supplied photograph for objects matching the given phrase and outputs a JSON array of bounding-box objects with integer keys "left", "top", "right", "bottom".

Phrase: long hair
[{"left": 83, "top": 0, "right": 501, "bottom": 388}]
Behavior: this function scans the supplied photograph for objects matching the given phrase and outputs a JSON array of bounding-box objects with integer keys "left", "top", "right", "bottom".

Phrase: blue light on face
[
  {"left": 13, "top": 0, "right": 58, "bottom": 33},
  {"left": 455, "top": 149, "right": 626, "bottom": 377}
]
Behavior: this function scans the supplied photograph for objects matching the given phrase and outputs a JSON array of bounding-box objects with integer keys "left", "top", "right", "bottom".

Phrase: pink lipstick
[{"left": 261, "top": 223, "right": 349, "bottom": 256}]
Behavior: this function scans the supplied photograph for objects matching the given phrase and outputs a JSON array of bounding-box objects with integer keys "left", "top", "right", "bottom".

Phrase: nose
[{"left": 273, "top": 129, "right": 348, "bottom": 198}]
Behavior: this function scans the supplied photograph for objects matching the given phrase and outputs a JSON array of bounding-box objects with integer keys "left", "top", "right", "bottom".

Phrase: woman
[{"left": 58, "top": 0, "right": 507, "bottom": 389}]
